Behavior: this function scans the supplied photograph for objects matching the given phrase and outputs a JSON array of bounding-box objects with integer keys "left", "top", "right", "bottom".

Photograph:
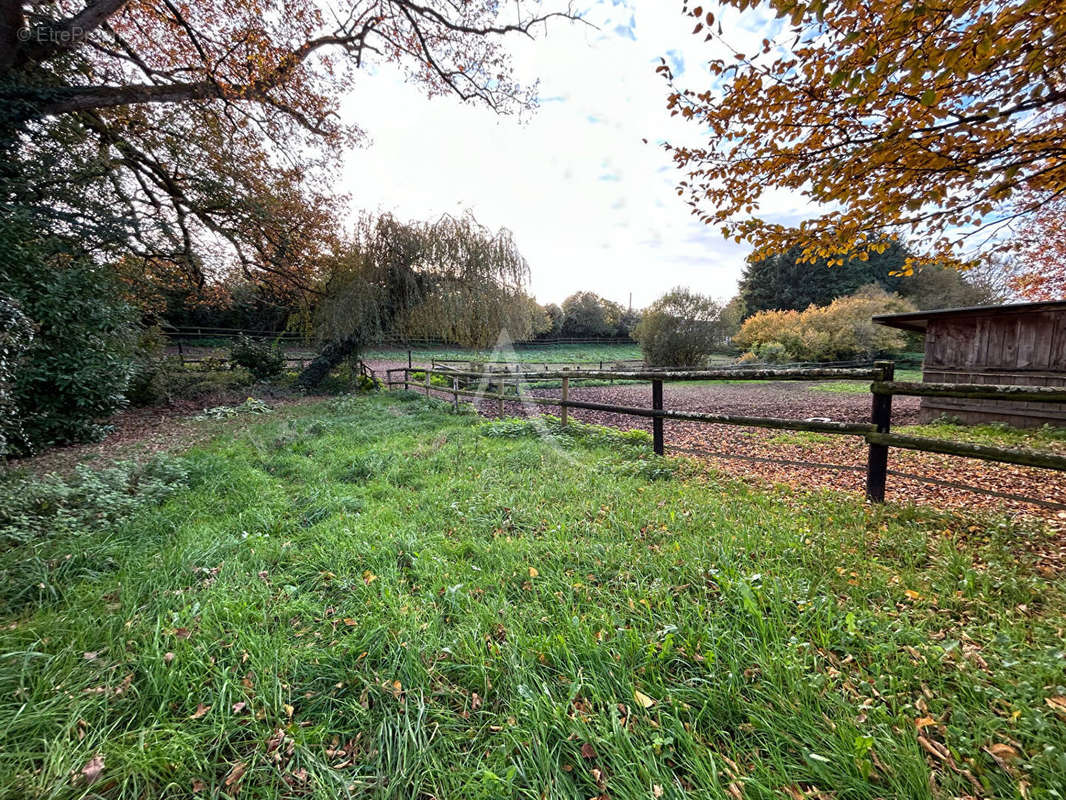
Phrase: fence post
[
  {"left": 561, "top": 370, "right": 570, "bottom": 426},
  {"left": 452, "top": 376, "right": 459, "bottom": 412},
  {"left": 424, "top": 369, "right": 431, "bottom": 397},
  {"left": 865, "top": 361, "right": 895, "bottom": 502},
  {"left": 405, "top": 351, "right": 411, "bottom": 391},
  {"left": 652, "top": 378, "right": 664, "bottom": 456}
]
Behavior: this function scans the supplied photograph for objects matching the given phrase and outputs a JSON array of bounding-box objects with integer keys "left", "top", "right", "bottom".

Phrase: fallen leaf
[
  {"left": 232, "top": 701, "right": 247, "bottom": 714},
  {"left": 114, "top": 673, "right": 133, "bottom": 696},
  {"left": 79, "top": 754, "right": 104, "bottom": 784},
  {"left": 190, "top": 703, "right": 211, "bottom": 720},
  {"left": 225, "top": 761, "right": 246, "bottom": 788},
  {"left": 581, "top": 742, "right": 597, "bottom": 759},
  {"left": 191, "top": 778, "right": 206, "bottom": 792},
  {"left": 653, "top": 785, "right": 664, "bottom": 798},
  {"left": 528, "top": 567, "right": 539, "bottom": 578},
  {"left": 82, "top": 651, "right": 98, "bottom": 660},
  {"left": 283, "top": 703, "right": 294, "bottom": 719},
  {"left": 634, "top": 689, "right": 656, "bottom": 709},
  {"left": 985, "top": 742, "right": 1021, "bottom": 762},
  {"left": 1046, "top": 695, "right": 1066, "bottom": 717},
  {"left": 173, "top": 627, "right": 191, "bottom": 639},
  {"left": 362, "top": 570, "right": 377, "bottom": 585},
  {"left": 164, "top": 652, "right": 175, "bottom": 665},
  {"left": 903, "top": 589, "right": 922, "bottom": 600},
  {"left": 342, "top": 618, "right": 358, "bottom": 626},
  {"left": 914, "top": 716, "right": 936, "bottom": 729}
]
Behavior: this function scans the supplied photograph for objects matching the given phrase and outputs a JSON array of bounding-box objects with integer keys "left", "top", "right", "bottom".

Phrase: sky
[{"left": 338, "top": 0, "right": 813, "bottom": 309}]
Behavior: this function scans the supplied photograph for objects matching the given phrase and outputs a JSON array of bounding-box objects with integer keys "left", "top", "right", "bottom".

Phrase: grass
[
  {"left": 901, "top": 419, "right": 1066, "bottom": 452},
  {"left": 809, "top": 369, "right": 924, "bottom": 395},
  {"left": 364, "top": 342, "right": 645, "bottom": 364},
  {"left": 1, "top": 394, "right": 1065, "bottom": 798}
]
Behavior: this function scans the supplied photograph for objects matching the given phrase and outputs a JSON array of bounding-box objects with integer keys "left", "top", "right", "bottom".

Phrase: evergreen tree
[{"left": 739, "top": 242, "right": 909, "bottom": 314}]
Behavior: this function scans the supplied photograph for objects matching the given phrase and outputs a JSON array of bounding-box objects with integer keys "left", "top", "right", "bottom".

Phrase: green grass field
[
  {"left": 2, "top": 394, "right": 1064, "bottom": 798},
  {"left": 364, "top": 342, "right": 645, "bottom": 364},
  {"left": 809, "top": 369, "right": 924, "bottom": 395}
]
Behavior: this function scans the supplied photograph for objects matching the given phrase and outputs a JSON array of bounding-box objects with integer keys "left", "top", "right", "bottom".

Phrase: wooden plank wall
[{"left": 921, "top": 309, "right": 1066, "bottom": 426}]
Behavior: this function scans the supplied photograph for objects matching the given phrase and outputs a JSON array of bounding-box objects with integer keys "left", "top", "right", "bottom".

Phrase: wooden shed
[{"left": 873, "top": 300, "right": 1066, "bottom": 427}]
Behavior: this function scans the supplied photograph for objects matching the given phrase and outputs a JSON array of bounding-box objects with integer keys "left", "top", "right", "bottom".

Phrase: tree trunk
[{"left": 294, "top": 337, "right": 359, "bottom": 392}]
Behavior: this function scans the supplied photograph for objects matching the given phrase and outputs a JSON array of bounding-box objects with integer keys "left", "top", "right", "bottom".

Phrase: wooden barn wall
[{"left": 920, "top": 310, "right": 1066, "bottom": 426}]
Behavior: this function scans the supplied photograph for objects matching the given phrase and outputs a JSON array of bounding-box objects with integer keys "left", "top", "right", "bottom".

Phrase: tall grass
[{"left": 1, "top": 393, "right": 1063, "bottom": 798}]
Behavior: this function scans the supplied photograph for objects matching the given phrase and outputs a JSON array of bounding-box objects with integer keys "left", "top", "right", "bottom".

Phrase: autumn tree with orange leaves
[
  {"left": 1009, "top": 197, "right": 1066, "bottom": 300},
  {"left": 661, "top": 1, "right": 1066, "bottom": 271}
]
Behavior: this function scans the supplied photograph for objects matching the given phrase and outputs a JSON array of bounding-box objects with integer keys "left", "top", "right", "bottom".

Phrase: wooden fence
[{"left": 384, "top": 361, "right": 1066, "bottom": 503}]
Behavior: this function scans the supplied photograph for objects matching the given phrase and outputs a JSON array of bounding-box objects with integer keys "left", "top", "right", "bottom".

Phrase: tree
[
  {"left": 898, "top": 264, "right": 1003, "bottom": 310},
  {"left": 662, "top": 1, "right": 1066, "bottom": 269},
  {"left": 299, "top": 212, "right": 530, "bottom": 389},
  {"left": 634, "top": 288, "right": 724, "bottom": 367},
  {"left": 740, "top": 234, "right": 1006, "bottom": 315},
  {"left": 541, "top": 303, "right": 564, "bottom": 338},
  {"left": 734, "top": 286, "right": 915, "bottom": 362},
  {"left": 739, "top": 240, "right": 909, "bottom": 314},
  {"left": 1007, "top": 197, "right": 1066, "bottom": 300},
  {"left": 560, "top": 292, "right": 622, "bottom": 338},
  {"left": 719, "top": 295, "right": 746, "bottom": 342},
  {"left": 2, "top": 0, "right": 572, "bottom": 293},
  {"left": 526, "top": 298, "right": 554, "bottom": 338},
  {"left": 616, "top": 308, "right": 643, "bottom": 340}
]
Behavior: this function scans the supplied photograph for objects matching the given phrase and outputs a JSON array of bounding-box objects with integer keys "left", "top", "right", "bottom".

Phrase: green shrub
[
  {"left": 4, "top": 248, "right": 137, "bottom": 452},
  {"left": 633, "top": 287, "right": 724, "bottom": 367},
  {"left": 0, "top": 294, "right": 34, "bottom": 459},
  {"left": 754, "top": 341, "right": 791, "bottom": 363},
  {"left": 230, "top": 334, "right": 285, "bottom": 380},
  {"left": 357, "top": 374, "right": 382, "bottom": 393},
  {"left": 126, "top": 326, "right": 171, "bottom": 407},
  {"left": 0, "top": 457, "right": 188, "bottom": 547}
]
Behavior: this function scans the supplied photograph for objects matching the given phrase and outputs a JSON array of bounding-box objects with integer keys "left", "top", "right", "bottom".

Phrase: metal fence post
[
  {"left": 865, "top": 361, "right": 895, "bottom": 502},
  {"left": 652, "top": 378, "right": 664, "bottom": 456},
  {"left": 561, "top": 370, "right": 570, "bottom": 426}
]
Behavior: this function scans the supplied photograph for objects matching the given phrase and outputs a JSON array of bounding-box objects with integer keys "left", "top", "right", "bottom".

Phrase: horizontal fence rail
[
  {"left": 874, "top": 381, "right": 1066, "bottom": 403},
  {"left": 405, "top": 366, "right": 885, "bottom": 382},
  {"left": 385, "top": 361, "right": 1066, "bottom": 505}
]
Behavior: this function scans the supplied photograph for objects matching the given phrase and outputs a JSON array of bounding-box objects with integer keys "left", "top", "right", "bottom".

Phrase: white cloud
[{"left": 337, "top": 0, "right": 811, "bottom": 308}]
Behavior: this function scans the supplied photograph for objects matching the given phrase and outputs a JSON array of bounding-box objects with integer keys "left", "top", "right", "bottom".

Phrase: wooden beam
[
  {"left": 865, "top": 433, "right": 1066, "bottom": 471},
  {"left": 873, "top": 381, "right": 1066, "bottom": 403}
]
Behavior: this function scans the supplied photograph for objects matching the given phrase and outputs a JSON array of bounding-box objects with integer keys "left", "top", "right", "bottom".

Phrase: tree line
[{"left": 3, "top": 0, "right": 1064, "bottom": 458}]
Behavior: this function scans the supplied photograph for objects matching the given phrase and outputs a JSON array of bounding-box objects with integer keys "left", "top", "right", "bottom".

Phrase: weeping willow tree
[{"left": 296, "top": 212, "right": 531, "bottom": 390}]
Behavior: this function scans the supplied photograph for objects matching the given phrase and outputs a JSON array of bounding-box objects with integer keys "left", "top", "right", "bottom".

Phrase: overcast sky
[{"left": 338, "top": 0, "right": 811, "bottom": 309}]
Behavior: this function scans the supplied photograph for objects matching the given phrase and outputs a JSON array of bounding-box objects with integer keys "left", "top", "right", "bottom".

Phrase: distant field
[{"left": 364, "top": 341, "right": 646, "bottom": 364}]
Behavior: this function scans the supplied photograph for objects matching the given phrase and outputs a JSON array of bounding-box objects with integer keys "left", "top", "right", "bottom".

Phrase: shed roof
[{"left": 872, "top": 299, "right": 1066, "bottom": 333}]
